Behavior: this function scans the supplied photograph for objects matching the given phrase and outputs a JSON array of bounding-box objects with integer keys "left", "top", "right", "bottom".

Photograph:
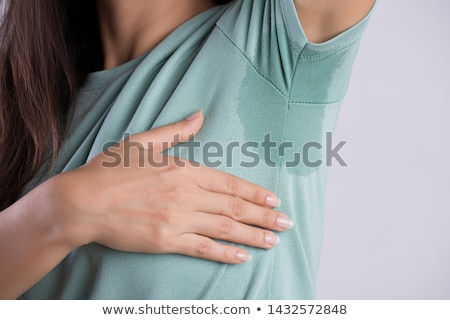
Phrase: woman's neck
[{"left": 96, "top": 0, "right": 217, "bottom": 69}]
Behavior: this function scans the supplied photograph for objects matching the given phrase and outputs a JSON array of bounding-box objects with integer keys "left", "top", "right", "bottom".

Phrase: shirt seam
[
  {"left": 270, "top": 98, "right": 290, "bottom": 300},
  {"left": 215, "top": 24, "right": 290, "bottom": 101},
  {"left": 300, "top": 33, "right": 363, "bottom": 60},
  {"left": 215, "top": 24, "right": 346, "bottom": 105},
  {"left": 216, "top": 24, "right": 339, "bottom": 105},
  {"left": 289, "top": 99, "right": 344, "bottom": 105},
  {"left": 279, "top": 0, "right": 304, "bottom": 53}
]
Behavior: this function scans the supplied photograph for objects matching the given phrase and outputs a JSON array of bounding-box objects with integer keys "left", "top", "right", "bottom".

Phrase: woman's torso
[{"left": 22, "top": 0, "right": 372, "bottom": 299}]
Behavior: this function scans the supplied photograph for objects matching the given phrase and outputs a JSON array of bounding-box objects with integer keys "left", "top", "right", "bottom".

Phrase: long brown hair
[
  {"left": 0, "top": 0, "right": 231, "bottom": 210},
  {"left": 0, "top": 0, "right": 101, "bottom": 210}
]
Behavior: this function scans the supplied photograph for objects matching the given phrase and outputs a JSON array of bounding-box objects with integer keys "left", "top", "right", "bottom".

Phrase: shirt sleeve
[{"left": 216, "top": 0, "right": 376, "bottom": 103}]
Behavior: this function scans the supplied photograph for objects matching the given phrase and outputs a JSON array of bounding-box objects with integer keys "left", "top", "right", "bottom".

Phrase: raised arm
[{"left": 294, "top": 0, "right": 376, "bottom": 43}]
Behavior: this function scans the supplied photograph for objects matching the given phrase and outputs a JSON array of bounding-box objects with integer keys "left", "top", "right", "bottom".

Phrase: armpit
[{"left": 294, "top": 0, "right": 376, "bottom": 44}]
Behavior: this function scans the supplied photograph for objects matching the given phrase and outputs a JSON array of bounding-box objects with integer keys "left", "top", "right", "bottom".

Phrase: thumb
[{"left": 126, "top": 110, "right": 204, "bottom": 153}]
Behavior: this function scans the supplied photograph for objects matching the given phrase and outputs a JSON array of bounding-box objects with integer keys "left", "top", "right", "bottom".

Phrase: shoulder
[{"left": 294, "top": 0, "right": 376, "bottom": 43}]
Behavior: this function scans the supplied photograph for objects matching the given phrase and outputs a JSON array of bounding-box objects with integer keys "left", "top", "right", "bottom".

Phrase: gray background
[{"left": 316, "top": 0, "right": 450, "bottom": 299}]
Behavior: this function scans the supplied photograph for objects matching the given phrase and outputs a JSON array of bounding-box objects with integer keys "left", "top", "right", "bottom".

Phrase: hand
[{"left": 56, "top": 111, "right": 293, "bottom": 263}]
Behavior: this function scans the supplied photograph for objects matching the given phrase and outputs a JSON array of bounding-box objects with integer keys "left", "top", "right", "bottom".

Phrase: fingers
[
  {"left": 189, "top": 212, "right": 280, "bottom": 250},
  {"left": 174, "top": 234, "right": 252, "bottom": 264},
  {"left": 124, "top": 110, "right": 204, "bottom": 153},
  {"left": 117, "top": 110, "right": 281, "bottom": 210},
  {"left": 192, "top": 166, "right": 281, "bottom": 208},
  {"left": 174, "top": 208, "right": 283, "bottom": 264},
  {"left": 191, "top": 190, "right": 293, "bottom": 232}
]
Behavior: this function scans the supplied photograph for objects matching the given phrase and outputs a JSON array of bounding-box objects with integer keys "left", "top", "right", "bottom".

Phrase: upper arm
[{"left": 294, "top": 0, "right": 375, "bottom": 43}]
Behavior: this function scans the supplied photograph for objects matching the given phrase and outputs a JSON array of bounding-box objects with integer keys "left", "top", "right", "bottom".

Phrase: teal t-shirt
[{"left": 23, "top": 0, "right": 374, "bottom": 299}]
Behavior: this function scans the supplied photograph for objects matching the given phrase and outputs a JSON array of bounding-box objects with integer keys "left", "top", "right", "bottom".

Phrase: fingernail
[
  {"left": 265, "top": 194, "right": 281, "bottom": 207},
  {"left": 277, "top": 216, "right": 294, "bottom": 230},
  {"left": 265, "top": 233, "right": 280, "bottom": 246},
  {"left": 186, "top": 110, "right": 203, "bottom": 121},
  {"left": 236, "top": 251, "right": 252, "bottom": 262}
]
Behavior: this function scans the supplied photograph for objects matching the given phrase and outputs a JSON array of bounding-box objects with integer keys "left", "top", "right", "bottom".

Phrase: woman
[{"left": 0, "top": 0, "right": 375, "bottom": 299}]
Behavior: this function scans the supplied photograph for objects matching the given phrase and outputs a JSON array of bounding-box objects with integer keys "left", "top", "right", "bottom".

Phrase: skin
[
  {"left": 0, "top": 0, "right": 376, "bottom": 299},
  {"left": 294, "top": 0, "right": 376, "bottom": 44},
  {"left": 97, "top": 0, "right": 218, "bottom": 69}
]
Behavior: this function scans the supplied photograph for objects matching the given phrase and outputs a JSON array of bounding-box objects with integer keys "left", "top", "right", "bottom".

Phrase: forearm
[{"left": 0, "top": 176, "right": 84, "bottom": 299}]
